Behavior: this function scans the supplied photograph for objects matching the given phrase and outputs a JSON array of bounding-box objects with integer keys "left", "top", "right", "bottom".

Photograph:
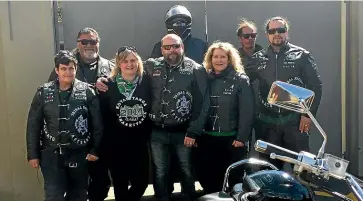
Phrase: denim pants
[
  {"left": 40, "top": 148, "right": 88, "bottom": 201},
  {"left": 150, "top": 129, "right": 195, "bottom": 200}
]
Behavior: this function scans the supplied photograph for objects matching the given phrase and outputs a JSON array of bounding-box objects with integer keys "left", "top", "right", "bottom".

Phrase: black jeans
[
  {"left": 197, "top": 135, "right": 248, "bottom": 194},
  {"left": 88, "top": 150, "right": 111, "bottom": 201},
  {"left": 40, "top": 148, "right": 88, "bottom": 201},
  {"left": 254, "top": 120, "right": 310, "bottom": 170},
  {"left": 108, "top": 143, "right": 149, "bottom": 201}
]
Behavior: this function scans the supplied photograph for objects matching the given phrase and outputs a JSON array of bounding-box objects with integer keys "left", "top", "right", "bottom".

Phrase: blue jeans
[
  {"left": 40, "top": 148, "right": 88, "bottom": 201},
  {"left": 150, "top": 129, "right": 195, "bottom": 200}
]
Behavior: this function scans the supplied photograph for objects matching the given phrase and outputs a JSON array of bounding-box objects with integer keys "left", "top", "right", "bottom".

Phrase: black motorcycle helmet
[
  {"left": 242, "top": 170, "right": 315, "bottom": 201},
  {"left": 165, "top": 5, "right": 192, "bottom": 41}
]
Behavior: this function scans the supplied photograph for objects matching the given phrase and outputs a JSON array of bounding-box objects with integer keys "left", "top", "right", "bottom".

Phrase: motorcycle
[{"left": 197, "top": 81, "right": 363, "bottom": 201}]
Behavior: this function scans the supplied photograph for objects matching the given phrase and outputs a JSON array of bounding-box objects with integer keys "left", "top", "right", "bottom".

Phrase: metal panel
[{"left": 61, "top": 1, "right": 342, "bottom": 155}]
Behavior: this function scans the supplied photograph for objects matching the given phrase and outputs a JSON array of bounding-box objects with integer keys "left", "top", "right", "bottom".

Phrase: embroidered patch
[
  {"left": 75, "top": 82, "right": 87, "bottom": 90},
  {"left": 70, "top": 105, "right": 90, "bottom": 145},
  {"left": 171, "top": 91, "right": 192, "bottom": 123},
  {"left": 116, "top": 97, "right": 147, "bottom": 128},
  {"left": 179, "top": 60, "right": 194, "bottom": 75}
]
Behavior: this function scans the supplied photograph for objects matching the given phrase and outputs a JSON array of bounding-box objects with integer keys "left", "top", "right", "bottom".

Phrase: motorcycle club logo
[
  {"left": 116, "top": 97, "right": 147, "bottom": 127},
  {"left": 171, "top": 91, "right": 192, "bottom": 122},
  {"left": 70, "top": 105, "right": 90, "bottom": 145},
  {"left": 75, "top": 82, "right": 87, "bottom": 90},
  {"left": 75, "top": 115, "right": 88, "bottom": 135}
]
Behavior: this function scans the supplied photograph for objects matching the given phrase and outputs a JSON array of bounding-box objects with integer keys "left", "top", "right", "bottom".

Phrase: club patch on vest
[
  {"left": 171, "top": 91, "right": 192, "bottom": 123},
  {"left": 43, "top": 120, "right": 55, "bottom": 142},
  {"left": 70, "top": 105, "right": 90, "bottom": 145},
  {"left": 75, "top": 82, "right": 87, "bottom": 90},
  {"left": 116, "top": 97, "right": 147, "bottom": 128},
  {"left": 179, "top": 60, "right": 194, "bottom": 75}
]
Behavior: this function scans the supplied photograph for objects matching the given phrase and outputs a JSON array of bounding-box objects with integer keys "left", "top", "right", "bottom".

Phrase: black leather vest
[{"left": 41, "top": 80, "right": 91, "bottom": 149}]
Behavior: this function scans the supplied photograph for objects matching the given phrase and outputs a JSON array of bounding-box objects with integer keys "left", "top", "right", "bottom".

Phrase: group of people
[{"left": 25, "top": 4, "right": 323, "bottom": 201}]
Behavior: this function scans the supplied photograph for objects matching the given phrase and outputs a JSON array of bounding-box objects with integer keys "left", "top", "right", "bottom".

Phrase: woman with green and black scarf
[{"left": 97, "top": 46, "right": 152, "bottom": 201}]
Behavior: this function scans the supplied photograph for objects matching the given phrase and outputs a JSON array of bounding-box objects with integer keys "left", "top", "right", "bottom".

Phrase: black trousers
[
  {"left": 88, "top": 150, "right": 111, "bottom": 201},
  {"left": 108, "top": 143, "right": 150, "bottom": 201},
  {"left": 254, "top": 120, "right": 310, "bottom": 170},
  {"left": 197, "top": 135, "right": 248, "bottom": 194},
  {"left": 40, "top": 148, "right": 88, "bottom": 201}
]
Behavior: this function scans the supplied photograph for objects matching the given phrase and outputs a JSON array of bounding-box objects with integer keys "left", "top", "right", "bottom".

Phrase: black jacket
[
  {"left": 239, "top": 44, "right": 263, "bottom": 66},
  {"left": 48, "top": 52, "right": 115, "bottom": 85},
  {"left": 150, "top": 36, "right": 207, "bottom": 64},
  {"left": 26, "top": 79, "right": 103, "bottom": 160},
  {"left": 245, "top": 42, "right": 322, "bottom": 120},
  {"left": 144, "top": 56, "right": 208, "bottom": 138},
  {"left": 98, "top": 73, "right": 152, "bottom": 146},
  {"left": 189, "top": 66, "right": 254, "bottom": 143}
]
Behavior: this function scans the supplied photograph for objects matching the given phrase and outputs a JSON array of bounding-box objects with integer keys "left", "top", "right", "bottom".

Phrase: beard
[
  {"left": 81, "top": 49, "right": 98, "bottom": 62},
  {"left": 164, "top": 52, "right": 182, "bottom": 66},
  {"left": 270, "top": 36, "right": 285, "bottom": 46}
]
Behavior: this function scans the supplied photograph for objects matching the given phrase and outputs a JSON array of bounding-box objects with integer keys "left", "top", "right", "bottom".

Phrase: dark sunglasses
[
  {"left": 117, "top": 46, "right": 137, "bottom": 54},
  {"left": 242, "top": 33, "right": 257, "bottom": 39},
  {"left": 77, "top": 39, "right": 98, "bottom": 45},
  {"left": 267, "top": 27, "right": 287, "bottom": 35},
  {"left": 162, "top": 44, "right": 181, "bottom": 50}
]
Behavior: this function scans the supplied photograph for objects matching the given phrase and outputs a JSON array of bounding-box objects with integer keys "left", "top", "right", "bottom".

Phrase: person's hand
[
  {"left": 95, "top": 77, "right": 109, "bottom": 92},
  {"left": 232, "top": 140, "right": 244, "bottom": 148},
  {"left": 184, "top": 137, "right": 196, "bottom": 148},
  {"left": 86, "top": 154, "right": 99, "bottom": 161},
  {"left": 299, "top": 116, "right": 312, "bottom": 133},
  {"left": 28, "top": 159, "right": 39, "bottom": 169}
]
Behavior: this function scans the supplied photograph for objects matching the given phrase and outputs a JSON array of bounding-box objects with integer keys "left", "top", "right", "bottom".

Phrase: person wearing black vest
[
  {"left": 194, "top": 41, "right": 254, "bottom": 194},
  {"left": 26, "top": 50, "right": 103, "bottom": 201},
  {"left": 145, "top": 34, "right": 208, "bottom": 201},
  {"left": 48, "top": 27, "right": 114, "bottom": 201},
  {"left": 97, "top": 46, "right": 152, "bottom": 201}
]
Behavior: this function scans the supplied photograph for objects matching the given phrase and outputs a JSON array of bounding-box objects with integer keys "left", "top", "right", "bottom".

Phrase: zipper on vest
[{"left": 275, "top": 53, "right": 281, "bottom": 114}]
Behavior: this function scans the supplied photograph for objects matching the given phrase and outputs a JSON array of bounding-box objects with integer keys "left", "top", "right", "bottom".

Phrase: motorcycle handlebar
[{"left": 255, "top": 140, "right": 299, "bottom": 161}]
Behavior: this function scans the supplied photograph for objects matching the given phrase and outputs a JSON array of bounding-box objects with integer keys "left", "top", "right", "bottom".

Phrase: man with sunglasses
[
  {"left": 236, "top": 18, "right": 263, "bottom": 66},
  {"left": 245, "top": 16, "right": 323, "bottom": 170},
  {"left": 48, "top": 27, "right": 114, "bottom": 87},
  {"left": 49, "top": 27, "right": 115, "bottom": 201},
  {"left": 150, "top": 5, "right": 207, "bottom": 64},
  {"left": 144, "top": 33, "right": 207, "bottom": 201}
]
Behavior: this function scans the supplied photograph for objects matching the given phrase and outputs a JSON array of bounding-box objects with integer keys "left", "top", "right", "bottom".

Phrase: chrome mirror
[
  {"left": 267, "top": 81, "right": 315, "bottom": 114},
  {"left": 267, "top": 81, "right": 326, "bottom": 159}
]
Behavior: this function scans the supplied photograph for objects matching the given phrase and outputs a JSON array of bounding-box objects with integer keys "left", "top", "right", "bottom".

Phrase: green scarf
[{"left": 115, "top": 73, "right": 139, "bottom": 99}]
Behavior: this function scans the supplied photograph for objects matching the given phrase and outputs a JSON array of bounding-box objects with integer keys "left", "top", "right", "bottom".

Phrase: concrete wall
[
  {"left": 61, "top": 1, "right": 343, "bottom": 156},
  {"left": 0, "top": 1, "right": 55, "bottom": 201}
]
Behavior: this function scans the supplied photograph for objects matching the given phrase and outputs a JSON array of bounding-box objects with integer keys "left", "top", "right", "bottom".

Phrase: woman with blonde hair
[
  {"left": 98, "top": 46, "right": 152, "bottom": 201},
  {"left": 196, "top": 41, "right": 254, "bottom": 194}
]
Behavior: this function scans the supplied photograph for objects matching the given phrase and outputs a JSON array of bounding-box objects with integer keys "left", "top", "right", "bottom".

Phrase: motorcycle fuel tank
[{"left": 243, "top": 170, "right": 314, "bottom": 201}]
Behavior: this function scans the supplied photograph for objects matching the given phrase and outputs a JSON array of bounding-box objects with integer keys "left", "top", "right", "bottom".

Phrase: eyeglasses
[
  {"left": 77, "top": 39, "right": 98, "bottom": 46},
  {"left": 242, "top": 33, "right": 257, "bottom": 39},
  {"left": 117, "top": 46, "right": 137, "bottom": 55},
  {"left": 162, "top": 44, "right": 181, "bottom": 50},
  {"left": 267, "top": 27, "right": 287, "bottom": 35}
]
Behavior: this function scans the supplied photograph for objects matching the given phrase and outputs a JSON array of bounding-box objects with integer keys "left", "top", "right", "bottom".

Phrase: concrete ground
[{"left": 105, "top": 182, "right": 203, "bottom": 201}]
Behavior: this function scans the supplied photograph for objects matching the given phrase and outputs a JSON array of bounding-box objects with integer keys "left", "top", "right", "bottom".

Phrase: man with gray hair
[{"left": 48, "top": 27, "right": 114, "bottom": 201}]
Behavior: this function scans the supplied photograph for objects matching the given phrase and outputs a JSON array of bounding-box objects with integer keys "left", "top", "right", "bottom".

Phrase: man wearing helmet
[{"left": 150, "top": 5, "right": 208, "bottom": 64}]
